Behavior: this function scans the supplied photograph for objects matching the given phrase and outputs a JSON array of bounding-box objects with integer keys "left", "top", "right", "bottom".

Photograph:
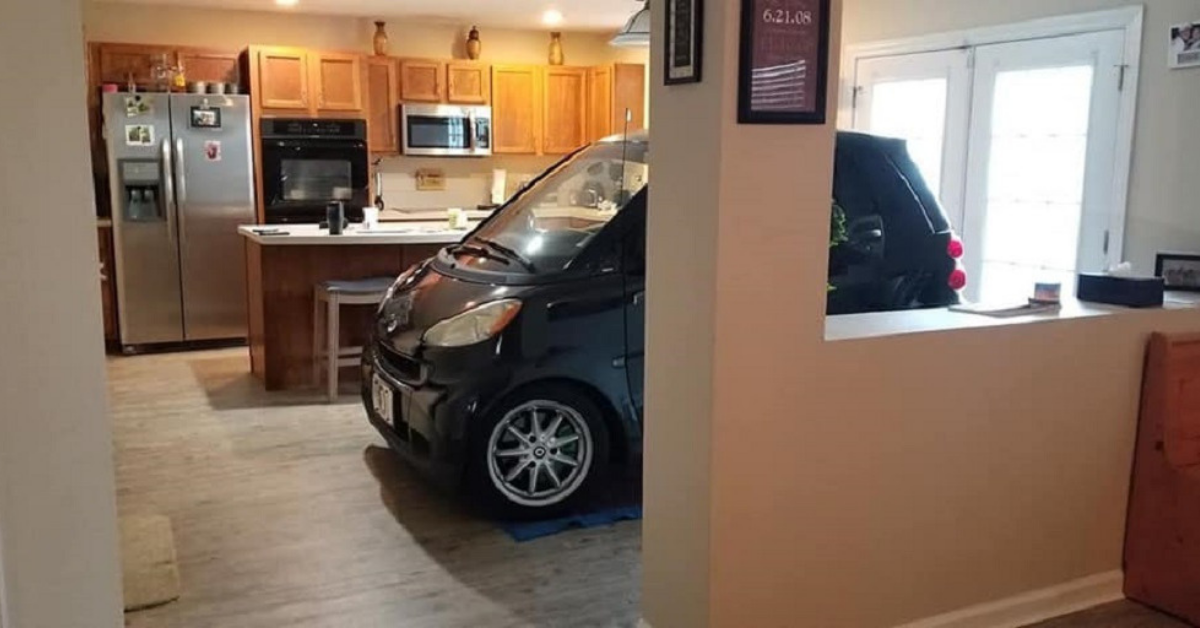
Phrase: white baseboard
[
  {"left": 638, "top": 570, "right": 1121, "bottom": 628},
  {"left": 895, "top": 570, "right": 1125, "bottom": 628}
]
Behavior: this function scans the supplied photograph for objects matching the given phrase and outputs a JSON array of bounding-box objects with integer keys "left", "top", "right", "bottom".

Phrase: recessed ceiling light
[
  {"left": 276, "top": 0, "right": 298, "bottom": 7},
  {"left": 542, "top": 9, "right": 564, "bottom": 26}
]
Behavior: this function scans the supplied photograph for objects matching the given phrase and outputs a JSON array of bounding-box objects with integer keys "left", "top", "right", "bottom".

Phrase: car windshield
[{"left": 463, "top": 139, "right": 649, "bottom": 274}]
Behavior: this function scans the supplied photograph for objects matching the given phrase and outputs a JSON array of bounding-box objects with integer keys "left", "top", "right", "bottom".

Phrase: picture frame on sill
[
  {"left": 1155, "top": 253, "right": 1200, "bottom": 292},
  {"left": 665, "top": 0, "right": 703, "bottom": 85},
  {"left": 737, "top": 0, "right": 831, "bottom": 125}
]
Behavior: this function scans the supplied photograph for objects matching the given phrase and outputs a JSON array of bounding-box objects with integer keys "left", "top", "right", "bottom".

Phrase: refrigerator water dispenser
[{"left": 118, "top": 159, "right": 164, "bottom": 222}]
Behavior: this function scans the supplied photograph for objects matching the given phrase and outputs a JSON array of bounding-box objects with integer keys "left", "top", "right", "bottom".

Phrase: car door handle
[{"left": 632, "top": 291, "right": 645, "bottom": 306}]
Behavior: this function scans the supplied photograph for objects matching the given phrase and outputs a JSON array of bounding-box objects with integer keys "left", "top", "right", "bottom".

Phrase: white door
[
  {"left": 853, "top": 50, "right": 972, "bottom": 230},
  {"left": 963, "top": 31, "right": 1125, "bottom": 302}
]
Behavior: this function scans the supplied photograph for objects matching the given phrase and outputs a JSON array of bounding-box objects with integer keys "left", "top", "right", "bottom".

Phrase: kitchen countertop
[
  {"left": 381, "top": 208, "right": 496, "bottom": 222},
  {"left": 238, "top": 222, "right": 475, "bottom": 246}
]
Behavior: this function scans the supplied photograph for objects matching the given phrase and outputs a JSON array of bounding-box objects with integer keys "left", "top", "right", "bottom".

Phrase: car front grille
[{"left": 380, "top": 344, "right": 426, "bottom": 385}]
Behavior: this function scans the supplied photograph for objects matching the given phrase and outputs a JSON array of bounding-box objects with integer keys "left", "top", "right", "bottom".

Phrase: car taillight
[
  {"left": 947, "top": 237, "right": 964, "bottom": 260},
  {"left": 948, "top": 268, "right": 967, "bottom": 291}
]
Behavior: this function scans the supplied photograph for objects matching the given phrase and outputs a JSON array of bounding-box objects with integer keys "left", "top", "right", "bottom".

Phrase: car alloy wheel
[{"left": 486, "top": 400, "right": 593, "bottom": 508}]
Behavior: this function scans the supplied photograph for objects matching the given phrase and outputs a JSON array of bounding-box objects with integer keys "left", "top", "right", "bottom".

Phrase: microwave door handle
[{"left": 466, "top": 114, "right": 476, "bottom": 153}]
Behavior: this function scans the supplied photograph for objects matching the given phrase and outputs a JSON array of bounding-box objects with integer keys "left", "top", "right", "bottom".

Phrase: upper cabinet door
[
  {"left": 365, "top": 57, "right": 400, "bottom": 154},
  {"left": 491, "top": 64, "right": 542, "bottom": 155},
  {"left": 179, "top": 50, "right": 240, "bottom": 85},
  {"left": 611, "top": 63, "right": 646, "bottom": 133},
  {"left": 446, "top": 62, "right": 490, "bottom": 104},
  {"left": 313, "top": 53, "right": 363, "bottom": 111},
  {"left": 543, "top": 67, "right": 588, "bottom": 154},
  {"left": 94, "top": 43, "right": 176, "bottom": 87},
  {"left": 399, "top": 60, "right": 445, "bottom": 102},
  {"left": 588, "top": 65, "right": 613, "bottom": 142},
  {"left": 257, "top": 47, "right": 310, "bottom": 110}
]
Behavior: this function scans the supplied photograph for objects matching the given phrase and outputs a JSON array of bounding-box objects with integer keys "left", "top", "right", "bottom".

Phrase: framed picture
[
  {"left": 666, "top": 0, "right": 703, "bottom": 84},
  {"left": 1155, "top": 253, "right": 1200, "bottom": 291},
  {"left": 190, "top": 106, "right": 222, "bottom": 129},
  {"left": 1169, "top": 21, "right": 1200, "bottom": 69},
  {"left": 737, "top": 0, "right": 831, "bottom": 124}
]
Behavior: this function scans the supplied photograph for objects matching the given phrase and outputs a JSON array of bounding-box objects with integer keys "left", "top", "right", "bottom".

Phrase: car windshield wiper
[
  {"left": 473, "top": 237, "right": 537, "bottom": 273},
  {"left": 449, "top": 243, "right": 511, "bottom": 266}
]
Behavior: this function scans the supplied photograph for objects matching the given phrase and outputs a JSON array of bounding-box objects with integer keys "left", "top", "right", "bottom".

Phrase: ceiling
[{"left": 101, "top": 0, "right": 641, "bottom": 31}]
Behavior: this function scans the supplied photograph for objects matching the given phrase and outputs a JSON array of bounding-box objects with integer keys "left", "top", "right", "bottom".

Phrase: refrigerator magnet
[
  {"left": 124, "top": 124, "right": 154, "bottom": 147},
  {"left": 190, "top": 106, "right": 222, "bottom": 129},
  {"left": 124, "top": 95, "right": 152, "bottom": 117},
  {"left": 203, "top": 140, "right": 222, "bottom": 162}
]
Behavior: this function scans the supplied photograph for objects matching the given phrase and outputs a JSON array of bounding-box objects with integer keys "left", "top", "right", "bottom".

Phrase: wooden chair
[
  {"left": 1125, "top": 332, "right": 1200, "bottom": 624},
  {"left": 313, "top": 277, "right": 394, "bottom": 402}
]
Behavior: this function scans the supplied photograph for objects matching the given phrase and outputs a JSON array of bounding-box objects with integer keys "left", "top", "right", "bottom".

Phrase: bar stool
[{"left": 313, "top": 277, "right": 395, "bottom": 402}]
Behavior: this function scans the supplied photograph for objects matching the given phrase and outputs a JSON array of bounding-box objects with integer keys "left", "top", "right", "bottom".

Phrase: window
[{"left": 851, "top": 24, "right": 1132, "bottom": 303}]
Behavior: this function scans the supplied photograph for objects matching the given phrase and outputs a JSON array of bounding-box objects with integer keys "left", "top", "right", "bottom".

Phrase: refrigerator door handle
[
  {"left": 161, "top": 138, "right": 177, "bottom": 245},
  {"left": 174, "top": 137, "right": 187, "bottom": 205}
]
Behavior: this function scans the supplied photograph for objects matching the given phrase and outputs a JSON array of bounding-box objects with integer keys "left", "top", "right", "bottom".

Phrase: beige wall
[
  {"left": 841, "top": 0, "right": 1200, "bottom": 275},
  {"left": 645, "top": 0, "right": 1200, "bottom": 627},
  {"left": 83, "top": 1, "right": 649, "bottom": 211},
  {"left": 0, "top": 0, "right": 123, "bottom": 627}
]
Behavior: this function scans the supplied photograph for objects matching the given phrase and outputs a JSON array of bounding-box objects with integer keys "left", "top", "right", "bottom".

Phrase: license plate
[{"left": 371, "top": 374, "right": 395, "bottom": 426}]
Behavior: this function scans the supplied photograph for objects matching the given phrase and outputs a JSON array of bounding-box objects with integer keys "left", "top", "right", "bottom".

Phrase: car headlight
[{"left": 422, "top": 299, "right": 523, "bottom": 348}]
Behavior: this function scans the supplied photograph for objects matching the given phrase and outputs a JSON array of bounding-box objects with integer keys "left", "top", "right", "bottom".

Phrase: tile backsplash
[{"left": 376, "top": 154, "right": 559, "bottom": 211}]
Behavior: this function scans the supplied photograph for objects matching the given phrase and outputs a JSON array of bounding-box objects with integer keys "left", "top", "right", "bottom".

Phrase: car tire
[{"left": 468, "top": 384, "right": 610, "bottom": 520}]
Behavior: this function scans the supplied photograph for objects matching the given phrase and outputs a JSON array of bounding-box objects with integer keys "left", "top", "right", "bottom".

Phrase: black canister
[{"left": 326, "top": 201, "right": 345, "bottom": 235}]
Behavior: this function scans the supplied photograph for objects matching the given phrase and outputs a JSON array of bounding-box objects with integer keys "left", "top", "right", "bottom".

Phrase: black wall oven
[{"left": 260, "top": 119, "right": 369, "bottom": 224}]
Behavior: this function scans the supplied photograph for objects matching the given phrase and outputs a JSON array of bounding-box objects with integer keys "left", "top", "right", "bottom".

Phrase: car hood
[{"left": 376, "top": 262, "right": 523, "bottom": 356}]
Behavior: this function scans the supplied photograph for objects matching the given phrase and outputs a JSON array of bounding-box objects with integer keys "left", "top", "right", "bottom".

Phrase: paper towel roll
[{"left": 491, "top": 169, "right": 507, "bottom": 205}]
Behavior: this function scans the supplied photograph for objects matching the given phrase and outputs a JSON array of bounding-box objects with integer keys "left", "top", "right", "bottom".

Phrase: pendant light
[{"left": 610, "top": 0, "right": 650, "bottom": 48}]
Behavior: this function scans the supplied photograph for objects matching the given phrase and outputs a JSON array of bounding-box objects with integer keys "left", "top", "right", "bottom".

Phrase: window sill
[{"left": 825, "top": 292, "right": 1200, "bottom": 343}]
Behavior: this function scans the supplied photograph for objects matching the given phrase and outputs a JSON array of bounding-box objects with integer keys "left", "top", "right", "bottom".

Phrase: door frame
[{"left": 838, "top": 6, "right": 1143, "bottom": 267}]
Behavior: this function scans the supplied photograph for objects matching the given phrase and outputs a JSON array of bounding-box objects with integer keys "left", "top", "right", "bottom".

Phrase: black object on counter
[
  {"left": 1077, "top": 273, "right": 1165, "bottom": 308},
  {"left": 326, "top": 201, "right": 346, "bottom": 235}
]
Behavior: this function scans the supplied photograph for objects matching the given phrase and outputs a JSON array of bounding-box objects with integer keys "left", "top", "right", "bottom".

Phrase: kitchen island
[{"left": 240, "top": 223, "right": 472, "bottom": 391}]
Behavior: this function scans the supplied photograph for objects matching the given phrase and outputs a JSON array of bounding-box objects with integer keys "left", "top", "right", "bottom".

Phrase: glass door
[
  {"left": 853, "top": 49, "right": 972, "bottom": 230},
  {"left": 962, "top": 31, "right": 1125, "bottom": 302}
]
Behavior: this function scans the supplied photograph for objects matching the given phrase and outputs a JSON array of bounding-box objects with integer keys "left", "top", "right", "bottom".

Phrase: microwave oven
[{"left": 400, "top": 104, "right": 493, "bottom": 157}]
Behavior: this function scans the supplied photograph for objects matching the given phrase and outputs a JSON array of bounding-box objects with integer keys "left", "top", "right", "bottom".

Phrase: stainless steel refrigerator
[{"left": 103, "top": 93, "right": 255, "bottom": 347}]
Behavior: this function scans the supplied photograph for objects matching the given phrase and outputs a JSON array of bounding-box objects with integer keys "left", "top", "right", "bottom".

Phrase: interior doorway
[{"left": 849, "top": 12, "right": 1139, "bottom": 303}]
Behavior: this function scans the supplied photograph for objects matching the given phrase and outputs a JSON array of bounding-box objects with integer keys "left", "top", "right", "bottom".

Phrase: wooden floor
[
  {"left": 110, "top": 348, "right": 641, "bottom": 628},
  {"left": 109, "top": 349, "right": 1185, "bottom": 628}
]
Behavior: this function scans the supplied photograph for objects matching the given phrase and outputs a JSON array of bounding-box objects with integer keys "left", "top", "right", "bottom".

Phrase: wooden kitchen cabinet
[
  {"left": 446, "top": 62, "right": 490, "bottom": 104},
  {"left": 588, "top": 63, "right": 646, "bottom": 141},
  {"left": 178, "top": 50, "right": 240, "bottom": 85},
  {"left": 255, "top": 47, "right": 311, "bottom": 110},
  {"left": 312, "top": 52, "right": 363, "bottom": 111},
  {"left": 542, "top": 67, "right": 589, "bottom": 154},
  {"left": 491, "top": 64, "right": 542, "bottom": 155},
  {"left": 399, "top": 59, "right": 445, "bottom": 102},
  {"left": 97, "top": 225, "right": 117, "bottom": 343},
  {"left": 365, "top": 57, "right": 400, "bottom": 154}
]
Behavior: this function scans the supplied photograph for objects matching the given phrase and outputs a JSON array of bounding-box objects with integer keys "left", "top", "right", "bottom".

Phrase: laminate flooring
[
  {"left": 109, "top": 349, "right": 1185, "bottom": 628},
  {"left": 110, "top": 348, "right": 641, "bottom": 628}
]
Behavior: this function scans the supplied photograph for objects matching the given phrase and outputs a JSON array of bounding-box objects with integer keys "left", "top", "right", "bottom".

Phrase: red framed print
[{"left": 737, "top": 0, "right": 831, "bottom": 124}]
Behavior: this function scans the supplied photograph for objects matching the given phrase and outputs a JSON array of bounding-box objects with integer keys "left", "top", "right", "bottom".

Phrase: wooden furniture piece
[
  {"left": 98, "top": 223, "right": 118, "bottom": 343},
  {"left": 1125, "top": 332, "right": 1200, "bottom": 625},
  {"left": 86, "top": 42, "right": 241, "bottom": 218},
  {"left": 446, "top": 62, "right": 491, "bottom": 104},
  {"left": 314, "top": 278, "right": 394, "bottom": 401},
  {"left": 248, "top": 46, "right": 364, "bottom": 115},
  {"left": 365, "top": 57, "right": 400, "bottom": 154},
  {"left": 542, "top": 67, "right": 589, "bottom": 155},
  {"left": 241, "top": 225, "right": 455, "bottom": 391},
  {"left": 589, "top": 63, "right": 646, "bottom": 141},
  {"left": 312, "top": 52, "right": 364, "bottom": 112},
  {"left": 399, "top": 59, "right": 445, "bottom": 102},
  {"left": 491, "top": 64, "right": 543, "bottom": 155}
]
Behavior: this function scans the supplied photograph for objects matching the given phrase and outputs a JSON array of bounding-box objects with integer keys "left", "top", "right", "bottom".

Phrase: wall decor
[
  {"left": 1156, "top": 253, "right": 1200, "bottom": 291},
  {"left": 373, "top": 21, "right": 390, "bottom": 56},
  {"left": 467, "top": 26, "right": 483, "bottom": 60},
  {"left": 737, "top": 0, "right": 831, "bottom": 124},
  {"left": 549, "top": 32, "right": 565, "bottom": 65},
  {"left": 665, "top": 0, "right": 703, "bottom": 84},
  {"left": 1169, "top": 21, "right": 1200, "bottom": 69}
]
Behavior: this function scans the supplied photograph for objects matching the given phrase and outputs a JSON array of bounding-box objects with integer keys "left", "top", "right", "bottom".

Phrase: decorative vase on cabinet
[
  {"left": 548, "top": 32, "right": 564, "bottom": 66},
  {"left": 373, "top": 21, "right": 389, "bottom": 56},
  {"left": 467, "top": 26, "right": 482, "bottom": 60}
]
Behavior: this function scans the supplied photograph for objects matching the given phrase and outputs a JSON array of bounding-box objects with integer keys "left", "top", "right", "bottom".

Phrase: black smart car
[{"left": 363, "top": 131, "right": 963, "bottom": 518}]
